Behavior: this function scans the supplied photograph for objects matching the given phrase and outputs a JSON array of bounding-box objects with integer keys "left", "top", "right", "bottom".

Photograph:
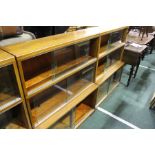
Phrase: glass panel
[
  {"left": 49, "top": 111, "right": 72, "bottom": 129},
  {"left": 30, "top": 79, "right": 68, "bottom": 126},
  {"left": 109, "top": 48, "right": 122, "bottom": 65},
  {"left": 67, "top": 64, "right": 95, "bottom": 101},
  {"left": 0, "top": 104, "right": 25, "bottom": 129},
  {"left": 54, "top": 41, "right": 91, "bottom": 79},
  {"left": 105, "top": 55, "right": 111, "bottom": 69},
  {"left": 105, "top": 48, "right": 122, "bottom": 69},
  {"left": 107, "top": 31, "right": 123, "bottom": 49},
  {"left": 97, "top": 79, "right": 110, "bottom": 103},
  {"left": 0, "top": 65, "right": 20, "bottom": 113},
  {"left": 98, "top": 51, "right": 122, "bottom": 73},
  {"left": 22, "top": 52, "right": 55, "bottom": 92},
  {"left": 109, "top": 69, "right": 122, "bottom": 92},
  {"left": 22, "top": 41, "right": 92, "bottom": 92},
  {"left": 29, "top": 63, "right": 95, "bottom": 126}
]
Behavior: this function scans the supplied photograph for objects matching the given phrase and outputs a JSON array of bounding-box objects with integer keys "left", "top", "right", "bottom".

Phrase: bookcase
[
  {"left": 2, "top": 28, "right": 100, "bottom": 128},
  {"left": 1, "top": 26, "right": 128, "bottom": 129},
  {"left": 95, "top": 26, "right": 128, "bottom": 106},
  {"left": 0, "top": 49, "right": 31, "bottom": 128}
]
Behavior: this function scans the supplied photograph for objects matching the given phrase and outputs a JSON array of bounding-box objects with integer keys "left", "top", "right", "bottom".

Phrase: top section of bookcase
[{"left": 2, "top": 26, "right": 128, "bottom": 61}]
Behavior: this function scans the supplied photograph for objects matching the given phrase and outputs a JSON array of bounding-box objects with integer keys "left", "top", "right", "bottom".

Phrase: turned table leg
[{"left": 127, "top": 65, "right": 135, "bottom": 87}]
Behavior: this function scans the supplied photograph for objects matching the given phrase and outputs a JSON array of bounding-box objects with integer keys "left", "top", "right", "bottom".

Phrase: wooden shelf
[
  {"left": 35, "top": 83, "right": 97, "bottom": 129},
  {"left": 25, "top": 56, "right": 92, "bottom": 90},
  {"left": 96, "top": 61, "right": 124, "bottom": 85},
  {"left": 32, "top": 79, "right": 95, "bottom": 128},
  {"left": 0, "top": 93, "right": 22, "bottom": 114},
  {"left": 27, "top": 58, "right": 97, "bottom": 98},
  {"left": 99, "top": 42, "right": 125, "bottom": 59},
  {"left": 74, "top": 103, "right": 94, "bottom": 128}
]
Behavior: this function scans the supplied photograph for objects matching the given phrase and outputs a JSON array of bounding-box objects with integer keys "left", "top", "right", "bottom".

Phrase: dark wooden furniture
[
  {"left": 127, "top": 30, "right": 154, "bottom": 54},
  {"left": 123, "top": 43, "right": 147, "bottom": 86}
]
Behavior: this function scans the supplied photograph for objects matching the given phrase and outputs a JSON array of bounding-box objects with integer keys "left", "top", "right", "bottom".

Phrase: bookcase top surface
[
  {"left": 0, "top": 49, "right": 14, "bottom": 66},
  {"left": 3, "top": 26, "right": 128, "bottom": 61},
  {"left": 3, "top": 27, "right": 100, "bottom": 60}
]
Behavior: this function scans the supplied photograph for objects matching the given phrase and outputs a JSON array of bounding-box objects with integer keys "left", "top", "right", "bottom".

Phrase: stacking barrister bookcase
[
  {"left": 0, "top": 49, "right": 31, "bottom": 128},
  {"left": 95, "top": 26, "right": 128, "bottom": 106},
  {"left": 2, "top": 28, "right": 101, "bottom": 128},
  {"left": 1, "top": 26, "right": 128, "bottom": 129}
]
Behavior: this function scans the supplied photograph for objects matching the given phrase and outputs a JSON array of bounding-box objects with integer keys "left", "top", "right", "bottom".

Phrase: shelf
[
  {"left": 0, "top": 93, "right": 22, "bottom": 114},
  {"left": 32, "top": 79, "right": 95, "bottom": 128},
  {"left": 25, "top": 56, "right": 92, "bottom": 90},
  {"left": 35, "top": 83, "right": 97, "bottom": 129},
  {"left": 27, "top": 57, "right": 96, "bottom": 98},
  {"left": 96, "top": 61, "right": 124, "bottom": 85},
  {"left": 99, "top": 42, "right": 125, "bottom": 59},
  {"left": 74, "top": 103, "right": 94, "bottom": 128}
]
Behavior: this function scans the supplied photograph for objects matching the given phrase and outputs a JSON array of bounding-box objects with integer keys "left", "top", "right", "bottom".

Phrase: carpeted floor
[{"left": 80, "top": 51, "right": 155, "bottom": 129}]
